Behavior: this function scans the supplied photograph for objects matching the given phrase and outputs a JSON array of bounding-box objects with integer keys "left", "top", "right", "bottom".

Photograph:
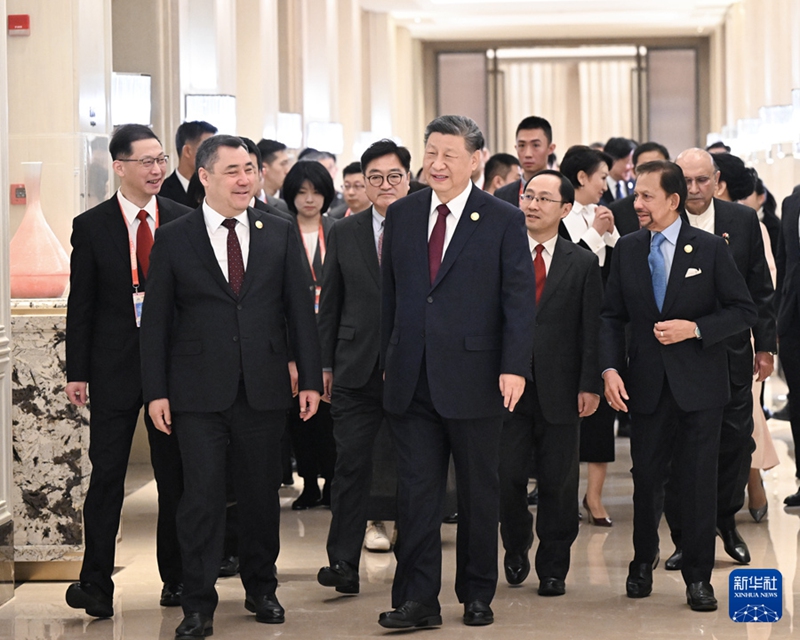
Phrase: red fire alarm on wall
[{"left": 8, "top": 15, "right": 30, "bottom": 36}]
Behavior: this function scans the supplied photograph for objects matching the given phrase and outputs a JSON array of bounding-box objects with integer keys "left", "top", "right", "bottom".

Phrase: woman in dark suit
[{"left": 283, "top": 161, "right": 338, "bottom": 509}]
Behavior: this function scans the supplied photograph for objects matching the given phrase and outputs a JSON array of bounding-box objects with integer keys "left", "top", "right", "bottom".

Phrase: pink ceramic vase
[{"left": 10, "top": 162, "right": 70, "bottom": 298}]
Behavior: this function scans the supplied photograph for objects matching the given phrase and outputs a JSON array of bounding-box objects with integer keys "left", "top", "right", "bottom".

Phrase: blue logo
[{"left": 729, "top": 569, "right": 782, "bottom": 622}]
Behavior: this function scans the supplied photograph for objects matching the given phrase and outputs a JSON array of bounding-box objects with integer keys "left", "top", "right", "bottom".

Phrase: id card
[
  {"left": 314, "top": 285, "right": 321, "bottom": 314},
  {"left": 133, "top": 291, "right": 145, "bottom": 327}
]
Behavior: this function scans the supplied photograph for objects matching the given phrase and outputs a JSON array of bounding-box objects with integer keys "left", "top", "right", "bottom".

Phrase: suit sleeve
[
  {"left": 775, "top": 195, "right": 793, "bottom": 317},
  {"left": 744, "top": 210, "right": 777, "bottom": 353},
  {"left": 499, "top": 208, "right": 537, "bottom": 378},
  {"left": 599, "top": 243, "right": 629, "bottom": 373},
  {"left": 139, "top": 226, "right": 176, "bottom": 402},
  {"left": 695, "top": 237, "right": 758, "bottom": 347},
  {"left": 380, "top": 205, "right": 397, "bottom": 371},
  {"left": 65, "top": 215, "right": 97, "bottom": 382},
  {"left": 317, "top": 222, "right": 343, "bottom": 370},
  {"left": 578, "top": 255, "right": 603, "bottom": 395}
]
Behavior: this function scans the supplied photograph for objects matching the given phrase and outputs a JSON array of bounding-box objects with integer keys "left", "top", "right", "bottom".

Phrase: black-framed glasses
[
  {"left": 366, "top": 173, "right": 405, "bottom": 187},
  {"left": 520, "top": 194, "right": 565, "bottom": 205},
  {"left": 117, "top": 155, "right": 169, "bottom": 168}
]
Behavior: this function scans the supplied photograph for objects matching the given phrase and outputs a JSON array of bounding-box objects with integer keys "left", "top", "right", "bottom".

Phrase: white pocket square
[{"left": 685, "top": 268, "right": 702, "bottom": 278}]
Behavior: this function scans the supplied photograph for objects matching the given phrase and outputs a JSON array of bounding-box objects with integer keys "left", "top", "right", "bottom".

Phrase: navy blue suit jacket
[{"left": 380, "top": 185, "right": 536, "bottom": 419}]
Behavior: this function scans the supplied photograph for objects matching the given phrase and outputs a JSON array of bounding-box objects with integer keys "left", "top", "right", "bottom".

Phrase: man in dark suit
[
  {"left": 316, "top": 139, "right": 411, "bottom": 594},
  {"left": 140, "top": 135, "right": 322, "bottom": 639},
  {"left": 601, "top": 160, "right": 757, "bottom": 611},
  {"left": 159, "top": 120, "right": 217, "bottom": 207},
  {"left": 500, "top": 170, "right": 602, "bottom": 596},
  {"left": 494, "top": 116, "right": 554, "bottom": 207},
  {"left": 65, "top": 124, "right": 190, "bottom": 618},
  {"left": 662, "top": 149, "right": 775, "bottom": 569},
  {"left": 379, "top": 116, "right": 536, "bottom": 629},
  {"left": 774, "top": 186, "right": 800, "bottom": 504},
  {"left": 256, "top": 139, "right": 292, "bottom": 214},
  {"left": 599, "top": 137, "right": 636, "bottom": 206},
  {"left": 328, "top": 161, "right": 372, "bottom": 219},
  {"left": 609, "top": 142, "right": 670, "bottom": 237}
]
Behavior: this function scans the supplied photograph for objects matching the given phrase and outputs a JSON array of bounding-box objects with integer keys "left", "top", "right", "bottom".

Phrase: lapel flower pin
[
  {"left": 255, "top": 220, "right": 263, "bottom": 229},
  {"left": 684, "top": 244, "right": 693, "bottom": 253},
  {"left": 722, "top": 232, "right": 729, "bottom": 244},
  {"left": 470, "top": 212, "right": 480, "bottom": 221}
]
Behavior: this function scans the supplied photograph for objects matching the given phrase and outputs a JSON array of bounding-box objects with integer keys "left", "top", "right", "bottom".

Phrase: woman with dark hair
[
  {"left": 282, "top": 160, "right": 338, "bottom": 510},
  {"left": 558, "top": 145, "right": 619, "bottom": 527}
]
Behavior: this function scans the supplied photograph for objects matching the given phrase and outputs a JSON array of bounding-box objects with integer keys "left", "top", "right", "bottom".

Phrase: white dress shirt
[
  {"left": 606, "top": 176, "right": 629, "bottom": 199},
  {"left": 203, "top": 201, "right": 250, "bottom": 280},
  {"left": 428, "top": 182, "right": 472, "bottom": 257},
  {"left": 372, "top": 207, "right": 384, "bottom": 255},
  {"left": 117, "top": 191, "right": 156, "bottom": 249},
  {"left": 562, "top": 201, "right": 619, "bottom": 267},
  {"left": 527, "top": 233, "right": 558, "bottom": 275},
  {"left": 176, "top": 170, "right": 190, "bottom": 193},
  {"left": 687, "top": 199, "right": 715, "bottom": 234}
]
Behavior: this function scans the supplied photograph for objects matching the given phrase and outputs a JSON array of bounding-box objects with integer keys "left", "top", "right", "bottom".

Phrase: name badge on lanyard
[
  {"left": 300, "top": 223, "right": 326, "bottom": 314},
  {"left": 120, "top": 200, "right": 160, "bottom": 327}
]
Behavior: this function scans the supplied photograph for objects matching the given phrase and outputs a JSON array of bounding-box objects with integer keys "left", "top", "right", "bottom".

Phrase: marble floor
[{"left": 2, "top": 407, "right": 800, "bottom": 639}]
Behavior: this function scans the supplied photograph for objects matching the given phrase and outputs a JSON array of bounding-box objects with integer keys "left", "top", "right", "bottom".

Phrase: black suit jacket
[
  {"left": 707, "top": 199, "right": 776, "bottom": 384},
  {"left": 318, "top": 208, "right": 381, "bottom": 389},
  {"left": 608, "top": 194, "right": 640, "bottom": 236},
  {"left": 776, "top": 188, "right": 800, "bottom": 336},
  {"left": 254, "top": 197, "right": 294, "bottom": 224},
  {"left": 493, "top": 178, "right": 523, "bottom": 206},
  {"left": 381, "top": 185, "right": 536, "bottom": 419},
  {"left": 297, "top": 215, "right": 336, "bottom": 293},
  {"left": 139, "top": 206, "right": 322, "bottom": 413},
  {"left": 600, "top": 221, "right": 757, "bottom": 414},
  {"left": 599, "top": 179, "right": 635, "bottom": 207},
  {"left": 327, "top": 202, "right": 350, "bottom": 220},
  {"left": 66, "top": 195, "right": 191, "bottom": 409},
  {"left": 265, "top": 192, "right": 291, "bottom": 215},
  {"left": 517, "top": 237, "right": 602, "bottom": 425},
  {"left": 158, "top": 170, "right": 194, "bottom": 208}
]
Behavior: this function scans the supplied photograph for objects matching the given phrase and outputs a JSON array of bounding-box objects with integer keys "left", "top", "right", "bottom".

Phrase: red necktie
[
  {"left": 428, "top": 204, "right": 449, "bottom": 284},
  {"left": 533, "top": 244, "right": 546, "bottom": 304},
  {"left": 136, "top": 210, "right": 154, "bottom": 278},
  {"left": 378, "top": 221, "right": 384, "bottom": 267},
  {"left": 222, "top": 218, "right": 245, "bottom": 295}
]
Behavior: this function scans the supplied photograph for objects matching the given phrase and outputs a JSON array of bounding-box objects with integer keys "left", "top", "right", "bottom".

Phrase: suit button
[
  {"left": 233, "top": 336, "right": 239, "bottom": 342},
  {"left": 237, "top": 304, "right": 242, "bottom": 310},
  {"left": 427, "top": 296, "right": 433, "bottom": 303}
]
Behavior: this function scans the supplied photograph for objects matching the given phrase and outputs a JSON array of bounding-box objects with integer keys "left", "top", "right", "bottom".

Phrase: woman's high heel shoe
[
  {"left": 582, "top": 495, "right": 613, "bottom": 527},
  {"left": 749, "top": 502, "right": 768, "bottom": 523}
]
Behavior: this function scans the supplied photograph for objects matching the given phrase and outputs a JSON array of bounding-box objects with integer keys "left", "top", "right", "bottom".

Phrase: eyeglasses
[
  {"left": 343, "top": 181, "right": 366, "bottom": 191},
  {"left": 366, "top": 173, "right": 406, "bottom": 187},
  {"left": 520, "top": 194, "right": 565, "bottom": 205},
  {"left": 117, "top": 155, "right": 169, "bottom": 168},
  {"left": 684, "top": 175, "right": 714, "bottom": 188}
]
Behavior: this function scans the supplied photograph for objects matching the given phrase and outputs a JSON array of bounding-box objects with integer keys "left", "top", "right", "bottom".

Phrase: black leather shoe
[
  {"left": 503, "top": 548, "right": 531, "bottom": 586},
  {"left": 160, "top": 582, "right": 183, "bottom": 607},
  {"left": 65, "top": 582, "right": 113, "bottom": 618},
  {"left": 292, "top": 484, "right": 321, "bottom": 510},
  {"left": 665, "top": 548, "right": 683, "bottom": 571},
  {"left": 716, "top": 525, "right": 750, "bottom": 564},
  {"left": 378, "top": 601, "right": 442, "bottom": 629},
  {"left": 626, "top": 555, "right": 659, "bottom": 598},
  {"left": 784, "top": 489, "right": 800, "bottom": 507},
  {"left": 244, "top": 593, "right": 285, "bottom": 624},
  {"left": 218, "top": 555, "right": 240, "bottom": 577},
  {"left": 538, "top": 577, "right": 566, "bottom": 596},
  {"left": 320, "top": 482, "right": 331, "bottom": 507},
  {"left": 442, "top": 512, "right": 458, "bottom": 524},
  {"left": 317, "top": 560, "right": 359, "bottom": 594},
  {"left": 175, "top": 612, "right": 213, "bottom": 639},
  {"left": 527, "top": 487, "right": 539, "bottom": 505},
  {"left": 463, "top": 600, "right": 494, "bottom": 626},
  {"left": 686, "top": 582, "right": 717, "bottom": 611}
]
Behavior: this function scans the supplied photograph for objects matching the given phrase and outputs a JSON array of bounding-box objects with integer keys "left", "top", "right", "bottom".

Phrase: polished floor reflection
[{"left": 2, "top": 410, "right": 800, "bottom": 638}]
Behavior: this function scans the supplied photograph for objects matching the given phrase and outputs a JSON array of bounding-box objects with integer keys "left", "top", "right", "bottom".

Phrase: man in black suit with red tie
[
  {"left": 65, "top": 124, "right": 191, "bottom": 618},
  {"left": 140, "top": 135, "right": 322, "bottom": 639},
  {"left": 379, "top": 116, "right": 536, "bottom": 629},
  {"left": 494, "top": 116, "right": 555, "bottom": 207},
  {"left": 500, "top": 170, "right": 603, "bottom": 597},
  {"left": 601, "top": 160, "right": 757, "bottom": 611},
  {"left": 159, "top": 121, "right": 217, "bottom": 207}
]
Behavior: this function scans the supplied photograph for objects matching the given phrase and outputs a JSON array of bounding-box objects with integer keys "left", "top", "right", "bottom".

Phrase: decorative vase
[{"left": 9, "top": 162, "right": 70, "bottom": 298}]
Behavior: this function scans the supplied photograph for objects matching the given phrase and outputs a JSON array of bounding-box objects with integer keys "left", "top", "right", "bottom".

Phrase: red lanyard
[
  {"left": 299, "top": 222, "right": 326, "bottom": 282},
  {"left": 519, "top": 179, "right": 525, "bottom": 198},
  {"left": 119, "top": 199, "right": 160, "bottom": 289}
]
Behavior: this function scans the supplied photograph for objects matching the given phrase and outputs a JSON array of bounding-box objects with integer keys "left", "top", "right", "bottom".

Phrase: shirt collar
[
  {"left": 371, "top": 206, "right": 384, "bottom": 227},
  {"left": 203, "top": 200, "right": 249, "bottom": 232},
  {"left": 430, "top": 182, "right": 473, "bottom": 219},
  {"left": 528, "top": 232, "right": 559, "bottom": 256},
  {"left": 654, "top": 215, "right": 682, "bottom": 245},
  {"left": 176, "top": 170, "right": 190, "bottom": 192},
  {"left": 117, "top": 190, "right": 156, "bottom": 226}
]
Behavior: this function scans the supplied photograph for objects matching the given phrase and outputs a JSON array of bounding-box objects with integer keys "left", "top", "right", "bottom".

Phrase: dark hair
[
  {"left": 424, "top": 115, "right": 484, "bottom": 154},
  {"left": 408, "top": 180, "right": 428, "bottom": 194},
  {"left": 299, "top": 148, "right": 337, "bottom": 164},
  {"left": 257, "top": 139, "right": 287, "bottom": 165},
  {"left": 604, "top": 137, "right": 637, "bottom": 160},
  {"left": 186, "top": 171, "right": 205, "bottom": 208},
  {"left": 109, "top": 124, "right": 160, "bottom": 160},
  {"left": 515, "top": 116, "right": 553, "bottom": 144},
  {"left": 240, "top": 137, "right": 262, "bottom": 170},
  {"left": 361, "top": 139, "right": 412, "bottom": 173},
  {"left": 342, "top": 162, "right": 362, "bottom": 178},
  {"left": 754, "top": 174, "right": 777, "bottom": 217},
  {"left": 484, "top": 153, "right": 520, "bottom": 187},
  {"left": 195, "top": 135, "right": 248, "bottom": 172},
  {"left": 633, "top": 141, "right": 670, "bottom": 166},
  {"left": 635, "top": 160, "right": 687, "bottom": 213},
  {"left": 282, "top": 160, "right": 336, "bottom": 214},
  {"left": 706, "top": 141, "right": 731, "bottom": 153},
  {"left": 175, "top": 121, "right": 217, "bottom": 156},
  {"left": 714, "top": 152, "right": 755, "bottom": 201},
  {"left": 525, "top": 169, "right": 575, "bottom": 205},
  {"left": 559, "top": 145, "right": 612, "bottom": 190}
]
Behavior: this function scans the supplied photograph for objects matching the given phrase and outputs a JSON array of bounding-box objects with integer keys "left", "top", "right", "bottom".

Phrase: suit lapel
[
  {"left": 239, "top": 208, "right": 266, "bottom": 300},
  {"left": 661, "top": 222, "right": 698, "bottom": 317},
  {"left": 537, "top": 236, "right": 572, "bottom": 312},
  {"left": 431, "top": 189, "right": 483, "bottom": 290},
  {"left": 102, "top": 197, "right": 134, "bottom": 265},
  {"left": 185, "top": 208, "right": 238, "bottom": 299},
  {"left": 355, "top": 210, "right": 381, "bottom": 288},
  {"left": 634, "top": 230, "right": 662, "bottom": 315}
]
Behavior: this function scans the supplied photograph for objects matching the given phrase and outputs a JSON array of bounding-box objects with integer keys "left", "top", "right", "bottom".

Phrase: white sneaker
[{"left": 364, "top": 521, "right": 392, "bottom": 552}]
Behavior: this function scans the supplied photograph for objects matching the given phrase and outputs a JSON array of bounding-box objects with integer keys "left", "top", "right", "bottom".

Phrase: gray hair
[
  {"left": 196, "top": 134, "right": 248, "bottom": 172},
  {"left": 424, "top": 115, "right": 485, "bottom": 154}
]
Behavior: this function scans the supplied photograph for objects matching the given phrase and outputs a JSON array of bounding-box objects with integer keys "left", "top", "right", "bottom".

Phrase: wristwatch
[{"left": 694, "top": 325, "right": 702, "bottom": 340}]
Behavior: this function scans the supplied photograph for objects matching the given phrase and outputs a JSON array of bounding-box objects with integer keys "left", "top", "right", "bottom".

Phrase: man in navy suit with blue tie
[
  {"left": 601, "top": 161, "right": 756, "bottom": 612},
  {"left": 379, "top": 116, "right": 536, "bottom": 629}
]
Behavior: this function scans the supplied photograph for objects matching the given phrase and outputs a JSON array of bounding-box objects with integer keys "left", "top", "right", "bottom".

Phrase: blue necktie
[
  {"left": 649, "top": 232, "right": 667, "bottom": 312},
  {"left": 616, "top": 181, "right": 624, "bottom": 200}
]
